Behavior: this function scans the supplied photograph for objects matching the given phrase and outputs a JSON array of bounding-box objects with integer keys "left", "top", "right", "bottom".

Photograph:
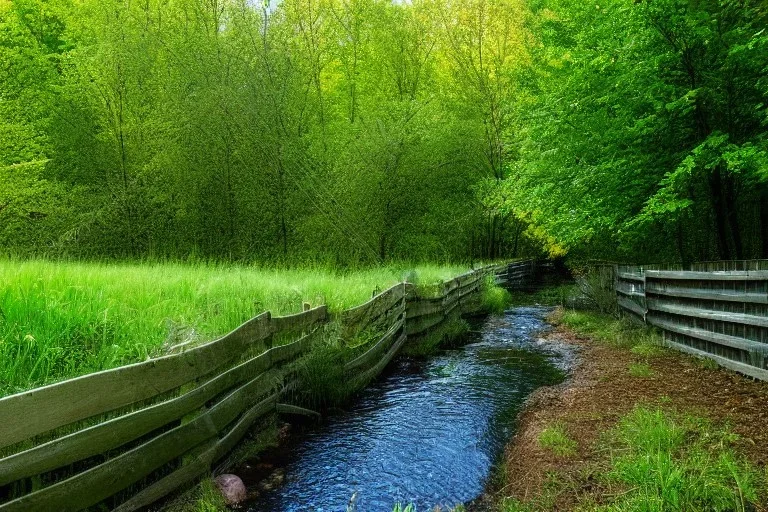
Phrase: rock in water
[{"left": 214, "top": 474, "right": 247, "bottom": 505}]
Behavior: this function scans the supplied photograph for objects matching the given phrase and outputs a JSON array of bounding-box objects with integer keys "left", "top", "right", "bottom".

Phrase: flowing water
[{"left": 247, "top": 307, "right": 573, "bottom": 511}]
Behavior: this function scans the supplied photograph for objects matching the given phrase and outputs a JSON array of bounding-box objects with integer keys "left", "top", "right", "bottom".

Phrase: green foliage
[
  {"left": 511, "top": 0, "right": 768, "bottom": 262},
  {"left": 165, "top": 478, "right": 227, "bottom": 512},
  {"left": 0, "top": 0, "right": 538, "bottom": 263},
  {"left": 482, "top": 279, "right": 513, "bottom": 315},
  {"left": 293, "top": 332, "right": 353, "bottom": 409},
  {"left": 537, "top": 422, "right": 577, "bottom": 457},
  {"left": 598, "top": 407, "right": 763, "bottom": 511},
  {"left": 508, "top": 284, "right": 577, "bottom": 307}
]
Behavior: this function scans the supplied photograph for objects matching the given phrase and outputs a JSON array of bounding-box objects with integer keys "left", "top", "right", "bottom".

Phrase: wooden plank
[
  {"left": 617, "top": 272, "right": 644, "bottom": 283},
  {"left": 111, "top": 442, "right": 216, "bottom": 512},
  {"left": 339, "top": 284, "right": 405, "bottom": 335},
  {"left": 276, "top": 404, "right": 321, "bottom": 419},
  {"left": 646, "top": 270, "right": 768, "bottom": 281},
  {"left": 0, "top": 325, "right": 318, "bottom": 486},
  {"left": 617, "top": 296, "right": 646, "bottom": 318},
  {"left": 644, "top": 286, "right": 768, "bottom": 304},
  {"left": 0, "top": 374, "right": 276, "bottom": 512},
  {"left": 648, "top": 301, "right": 768, "bottom": 328},
  {"left": 353, "top": 332, "right": 408, "bottom": 385},
  {"left": 406, "top": 298, "right": 443, "bottom": 319},
  {"left": 616, "top": 287, "right": 644, "bottom": 299},
  {"left": 406, "top": 311, "right": 445, "bottom": 336},
  {"left": 212, "top": 393, "right": 278, "bottom": 463},
  {"left": 344, "top": 318, "right": 404, "bottom": 372},
  {"left": 664, "top": 339, "right": 768, "bottom": 381},
  {"left": 115, "top": 393, "right": 278, "bottom": 512},
  {"left": 0, "top": 313, "right": 273, "bottom": 451},
  {"left": 648, "top": 316, "right": 768, "bottom": 355},
  {"left": 271, "top": 306, "right": 327, "bottom": 333}
]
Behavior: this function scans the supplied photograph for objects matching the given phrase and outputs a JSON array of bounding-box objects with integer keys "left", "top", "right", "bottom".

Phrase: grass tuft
[
  {"left": 538, "top": 422, "right": 577, "bottom": 457},
  {"left": 165, "top": 478, "right": 227, "bottom": 512},
  {"left": 600, "top": 406, "right": 763, "bottom": 512},
  {"left": 555, "top": 310, "right": 663, "bottom": 350},
  {"left": 482, "top": 278, "right": 513, "bottom": 315},
  {"left": 628, "top": 362, "right": 654, "bottom": 378}
]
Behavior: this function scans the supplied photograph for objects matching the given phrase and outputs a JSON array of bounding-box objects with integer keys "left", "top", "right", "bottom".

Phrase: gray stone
[{"left": 214, "top": 474, "right": 247, "bottom": 506}]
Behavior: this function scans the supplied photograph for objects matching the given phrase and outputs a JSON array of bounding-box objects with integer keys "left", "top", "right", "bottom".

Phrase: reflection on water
[{"left": 248, "top": 307, "right": 571, "bottom": 511}]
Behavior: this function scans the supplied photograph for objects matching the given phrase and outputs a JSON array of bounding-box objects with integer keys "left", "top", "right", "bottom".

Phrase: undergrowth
[
  {"left": 500, "top": 407, "right": 766, "bottom": 512},
  {"left": 482, "top": 277, "right": 513, "bottom": 314},
  {"left": 598, "top": 407, "right": 764, "bottom": 511},
  {"left": 164, "top": 478, "right": 227, "bottom": 512},
  {"left": 553, "top": 310, "right": 663, "bottom": 351}
]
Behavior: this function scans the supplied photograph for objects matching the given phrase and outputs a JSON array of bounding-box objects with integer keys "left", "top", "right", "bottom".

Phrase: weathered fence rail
[
  {"left": 611, "top": 261, "right": 768, "bottom": 382},
  {"left": 0, "top": 261, "right": 534, "bottom": 512}
]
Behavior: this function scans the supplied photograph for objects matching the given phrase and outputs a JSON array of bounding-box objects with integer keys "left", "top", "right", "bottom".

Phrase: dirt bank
[{"left": 493, "top": 312, "right": 768, "bottom": 511}]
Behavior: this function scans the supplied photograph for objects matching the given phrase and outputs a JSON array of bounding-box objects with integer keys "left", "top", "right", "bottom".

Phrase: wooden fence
[
  {"left": 0, "top": 261, "right": 533, "bottom": 512},
  {"left": 613, "top": 262, "right": 768, "bottom": 381}
]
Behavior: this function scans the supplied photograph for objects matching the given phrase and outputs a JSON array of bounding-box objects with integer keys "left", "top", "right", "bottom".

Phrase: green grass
[
  {"left": 501, "top": 407, "right": 766, "bottom": 512},
  {"left": 0, "top": 259, "right": 468, "bottom": 395},
  {"left": 598, "top": 407, "right": 764, "bottom": 511},
  {"left": 482, "top": 276, "right": 513, "bottom": 314},
  {"left": 538, "top": 422, "right": 578, "bottom": 457},
  {"left": 165, "top": 478, "right": 228, "bottom": 512},
  {"left": 628, "top": 362, "right": 654, "bottom": 378},
  {"left": 554, "top": 310, "right": 664, "bottom": 350}
]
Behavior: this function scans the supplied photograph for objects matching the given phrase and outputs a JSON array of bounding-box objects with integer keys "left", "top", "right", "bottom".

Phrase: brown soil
[{"left": 494, "top": 317, "right": 768, "bottom": 511}]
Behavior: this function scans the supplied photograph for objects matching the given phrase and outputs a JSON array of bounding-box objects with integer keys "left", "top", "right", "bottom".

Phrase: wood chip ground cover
[{"left": 492, "top": 310, "right": 768, "bottom": 511}]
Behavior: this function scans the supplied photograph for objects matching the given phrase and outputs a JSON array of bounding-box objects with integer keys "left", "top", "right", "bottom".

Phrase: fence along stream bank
[
  {"left": 610, "top": 260, "right": 768, "bottom": 382},
  {"left": 0, "top": 261, "right": 534, "bottom": 512}
]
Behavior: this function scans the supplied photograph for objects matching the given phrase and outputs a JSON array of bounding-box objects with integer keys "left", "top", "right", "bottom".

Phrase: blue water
[{"left": 248, "top": 307, "right": 571, "bottom": 511}]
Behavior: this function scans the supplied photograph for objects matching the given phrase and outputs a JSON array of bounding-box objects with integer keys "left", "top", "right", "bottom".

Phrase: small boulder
[{"left": 214, "top": 474, "right": 247, "bottom": 506}]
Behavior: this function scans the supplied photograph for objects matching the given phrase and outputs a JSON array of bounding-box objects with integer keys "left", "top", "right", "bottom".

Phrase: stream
[{"left": 246, "top": 306, "right": 573, "bottom": 511}]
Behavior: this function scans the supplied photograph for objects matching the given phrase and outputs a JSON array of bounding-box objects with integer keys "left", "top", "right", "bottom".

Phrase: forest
[{"left": 1, "top": 0, "right": 767, "bottom": 264}]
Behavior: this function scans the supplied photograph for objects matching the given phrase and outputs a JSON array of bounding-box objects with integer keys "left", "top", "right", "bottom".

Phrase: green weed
[
  {"left": 695, "top": 356, "right": 721, "bottom": 371},
  {"left": 630, "top": 342, "right": 662, "bottom": 358},
  {"left": 538, "top": 423, "right": 577, "bottom": 457},
  {"left": 509, "top": 284, "right": 578, "bottom": 307},
  {"left": 482, "top": 278, "right": 513, "bottom": 315},
  {"left": 599, "top": 407, "right": 762, "bottom": 511},
  {"left": 165, "top": 478, "right": 227, "bottom": 512},
  {"left": 628, "top": 363, "right": 654, "bottom": 378},
  {"left": 292, "top": 334, "right": 353, "bottom": 409},
  {"left": 556, "top": 310, "right": 663, "bottom": 350}
]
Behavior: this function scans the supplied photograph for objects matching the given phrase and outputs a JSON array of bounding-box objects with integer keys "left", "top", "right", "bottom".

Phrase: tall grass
[
  {"left": 600, "top": 407, "right": 763, "bottom": 511},
  {"left": 0, "top": 259, "right": 468, "bottom": 395}
]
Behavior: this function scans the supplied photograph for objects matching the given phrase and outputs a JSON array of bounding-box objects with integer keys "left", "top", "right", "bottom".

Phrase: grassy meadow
[{"left": 0, "top": 259, "right": 469, "bottom": 396}]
